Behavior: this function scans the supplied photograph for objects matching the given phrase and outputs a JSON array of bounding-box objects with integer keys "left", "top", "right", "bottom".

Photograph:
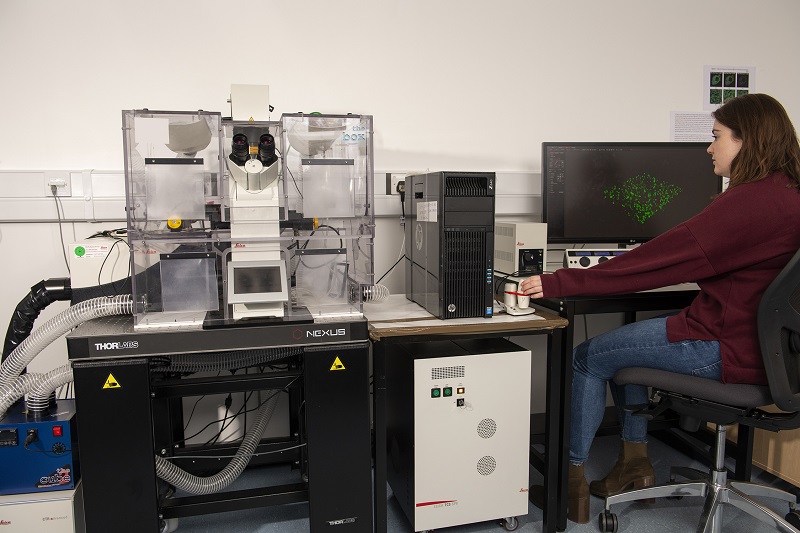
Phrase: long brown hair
[{"left": 712, "top": 93, "right": 800, "bottom": 189}]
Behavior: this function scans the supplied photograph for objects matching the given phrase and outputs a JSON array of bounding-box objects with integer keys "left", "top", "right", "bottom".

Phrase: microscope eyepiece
[
  {"left": 230, "top": 133, "right": 249, "bottom": 166},
  {"left": 258, "top": 133, "right": 277, "bottom": 166}
]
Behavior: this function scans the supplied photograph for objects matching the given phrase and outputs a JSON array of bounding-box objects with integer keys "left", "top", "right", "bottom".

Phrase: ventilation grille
[
  {"left": 477, "top": 418, "right": 497, "bottom": 439},
  {"left": 445, "top": 176, "right": 489, "bottom": 197},
  {"left": 431, "top": 366, "right": 465, "bottom": 380},
  {"left": 496, "top": 224, "right": 514, "bottom": 237},
  {"left": 494, "top": 249, "right": 514, "bottom": 264},
  {"left": 443, "top": 229, "right": 487, "bottom": 318},
  {"left": 477, "top": 456, "right": 496, "bottom": 476}
]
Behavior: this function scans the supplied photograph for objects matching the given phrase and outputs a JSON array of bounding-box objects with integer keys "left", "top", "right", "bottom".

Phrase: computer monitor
[{"left": 542, "top": 142, "right": 722, "bottom": 245}]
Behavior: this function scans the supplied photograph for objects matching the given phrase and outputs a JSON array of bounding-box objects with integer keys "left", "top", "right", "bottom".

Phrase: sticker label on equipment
[
  {"left": 73, "top": 244, "right": 112, "bottom": 258},
  {"left": 102, "top": 373, "right": 121, "bottom": 389},
  {"left": 416, "top": 201, "right": 437, "bottom": 222},
  {"left": 330, "top": 357, "right": 346, "bottom": 371}
]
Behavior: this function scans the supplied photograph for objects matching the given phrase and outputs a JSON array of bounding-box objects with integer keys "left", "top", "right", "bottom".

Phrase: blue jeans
[{"left": 570, "top": 317, "right": 721, "bottom": 464}]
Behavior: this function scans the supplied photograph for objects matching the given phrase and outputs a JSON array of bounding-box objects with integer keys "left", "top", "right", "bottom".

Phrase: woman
[{"left": 520, "top": 93, "right": 800, "bottom": 523}]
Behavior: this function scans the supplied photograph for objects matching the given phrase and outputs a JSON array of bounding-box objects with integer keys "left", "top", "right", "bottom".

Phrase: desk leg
[
  {"left": 373, "top": 342, "right": 388, "bottom": 533},
  {"left": 557, "top": 307, "right": 576, "bottom": 532},
  {"left": 542, "top": 326, "right": 569, "bottom": 533}
]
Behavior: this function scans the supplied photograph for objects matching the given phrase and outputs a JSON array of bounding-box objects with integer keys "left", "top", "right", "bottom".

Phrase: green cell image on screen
[{"left": 603, "top": 173, "right": 683, "bottom": 224}]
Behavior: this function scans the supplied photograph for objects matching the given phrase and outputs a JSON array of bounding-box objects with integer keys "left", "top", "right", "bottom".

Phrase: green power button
[{"left": 431, "top": 388, "right": 441, "bottom": 398}]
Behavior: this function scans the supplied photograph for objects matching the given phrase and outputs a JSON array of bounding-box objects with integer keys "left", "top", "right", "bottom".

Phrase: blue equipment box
[{"left": 0, "top": 399, "right": 79, "bottom": 495}]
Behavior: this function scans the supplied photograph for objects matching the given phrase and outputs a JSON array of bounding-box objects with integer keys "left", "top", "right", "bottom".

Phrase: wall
[{"left": 1, "top": 0, "right": 799, "bottom": 414}]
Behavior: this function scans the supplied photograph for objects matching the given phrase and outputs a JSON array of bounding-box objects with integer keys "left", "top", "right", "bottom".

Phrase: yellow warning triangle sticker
[
  {"left": 330, "top": 357, "right": 346, "bottom": 371},
  {"left": 102, "top": 373, "right": 121, "bottom": 389}
]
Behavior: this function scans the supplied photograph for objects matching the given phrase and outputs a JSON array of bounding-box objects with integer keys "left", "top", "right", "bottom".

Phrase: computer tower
[
  {"left": 385, "top": 338, "right": 531, "bottom": 532},
  {"left": 404, "top": 171, "right": 495, "bottom": 319}
]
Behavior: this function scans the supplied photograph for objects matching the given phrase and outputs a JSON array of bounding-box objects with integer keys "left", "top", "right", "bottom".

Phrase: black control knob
[
  {"left": 598, "top": 256, "right": 609, "bottom": 263},
  {"left": 579, "top": 257, "right": 591, "bottom": 267}
]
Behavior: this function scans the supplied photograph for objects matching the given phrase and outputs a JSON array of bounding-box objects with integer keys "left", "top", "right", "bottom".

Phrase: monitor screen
[
  {"left": 227, "top": 260, "right": 288, "bottom": 304},
  {"left": 542, "top": 142, "right": 722, "bottom": 244}
]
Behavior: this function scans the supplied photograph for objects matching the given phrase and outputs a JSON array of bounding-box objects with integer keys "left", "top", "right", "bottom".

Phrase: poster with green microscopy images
[{"left": 704, "top": 65, "right": 754, "bottom": 110}]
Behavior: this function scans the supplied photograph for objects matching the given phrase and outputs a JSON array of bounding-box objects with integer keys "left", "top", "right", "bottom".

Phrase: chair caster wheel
[
  {"left": 786, "top": 510, "right": 800, "bottom": 528},
  {"left": 501, "top": 516, "right": 519, "bottom": 531},
  {"left": 599, "top": 510, "right": 618, "bottom": 533}
]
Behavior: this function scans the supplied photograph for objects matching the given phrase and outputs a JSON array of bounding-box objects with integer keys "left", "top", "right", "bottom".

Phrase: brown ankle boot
[
  {"left": 528, "top": 463, "right": 590, "bottom": 524},
  {"left": 568, "top": 462, "right": 590, "bottom": 523},
  {"left": 589, "top": 441, "right": 655, "bottom": 499}
]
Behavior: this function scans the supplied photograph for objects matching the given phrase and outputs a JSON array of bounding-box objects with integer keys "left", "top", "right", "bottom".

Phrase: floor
[{"left": 170, "top": 433, "right": 800, "bottom": 533}]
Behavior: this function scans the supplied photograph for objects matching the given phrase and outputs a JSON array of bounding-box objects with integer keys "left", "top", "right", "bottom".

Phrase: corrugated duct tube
[
  {"left": 155, "top": 388, "right": 281, "bottom": 494},
  {"left": 0, "top": 372, "right": 42, "bottom": 418},
  {"left": 0, "top": 295, "right": 132, "bottom": 394},
  {"left": 25, "top": 364, "right": 73, "bottom": 416},
  {"left": 150, "top": 347, "right": 302, "bottom": 374}
]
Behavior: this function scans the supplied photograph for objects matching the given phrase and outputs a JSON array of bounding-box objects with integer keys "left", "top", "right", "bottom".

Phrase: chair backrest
[{"left": 758, "top": 247, "right": 800, "bottom": 412}]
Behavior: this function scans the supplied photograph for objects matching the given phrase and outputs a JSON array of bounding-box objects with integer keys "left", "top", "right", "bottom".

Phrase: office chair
[{"left": 599, "top": 248, "right": 800, "bottom": 533}]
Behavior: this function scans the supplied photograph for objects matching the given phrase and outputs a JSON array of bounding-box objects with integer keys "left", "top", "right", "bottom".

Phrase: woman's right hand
[{"left": 518, "top": 275, "right": 544, "bottom": 299}]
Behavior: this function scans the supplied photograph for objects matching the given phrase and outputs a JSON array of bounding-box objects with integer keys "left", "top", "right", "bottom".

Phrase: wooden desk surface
[{"left": 364, "top": 294, "right": 567, "bottom": 341}]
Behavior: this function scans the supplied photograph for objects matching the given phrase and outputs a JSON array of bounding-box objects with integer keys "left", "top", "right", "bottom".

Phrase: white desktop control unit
[
  {"left": 563, "top": 249, "right": 628, "bottom": 269},
  {"left": 494, "top": 222, "right": 547, "bottom": 276}
]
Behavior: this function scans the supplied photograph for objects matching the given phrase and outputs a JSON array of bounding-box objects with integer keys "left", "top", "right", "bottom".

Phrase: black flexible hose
[{"left": 2, "top": 278, "right": 72, "bottom": 365}]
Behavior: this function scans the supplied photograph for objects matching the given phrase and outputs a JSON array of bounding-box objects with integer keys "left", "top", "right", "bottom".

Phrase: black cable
[
  {"left": 275, "top": 148, "right": 302, "bottom": 198},
  {"left": 376, "top": 255, "right": 405, "bottom": 285},
  {"left": 50, "top": 185, "right": 70, "bottom": 274},
  {"left": 175, "top": 378, "right": 297, "bottom": 446},
  {"left": 98, "top": 238, "right": 132, "bottom": 297},
  {"left": 292, "top": 225, "right": 344, "bottom": 276}
]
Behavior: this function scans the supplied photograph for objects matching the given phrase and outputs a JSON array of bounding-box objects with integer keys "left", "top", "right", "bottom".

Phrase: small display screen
[{"left": 233, "top": 266, "right": 283, "bottom": 295}]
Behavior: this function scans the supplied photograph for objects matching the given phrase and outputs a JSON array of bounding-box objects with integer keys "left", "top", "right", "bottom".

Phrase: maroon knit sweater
[{"left": 540, "top": 172, "right": 800, "bottom": 384}]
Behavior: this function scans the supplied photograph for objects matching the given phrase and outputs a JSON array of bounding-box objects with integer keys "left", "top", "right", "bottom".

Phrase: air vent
[
  {"left": 431, "top": 366, "right": 465, "bottom": 380},
  {"left": 477, "top": 456, "right": 496, "bottom": 476},
  {"left": 443, "top": 229, "right": 487, "bottom": 318},
  {"left": 445, "top": 176, "right": 489, "bottom": 197},
  {"left": 477, "top": 418, "right": 497, "bottom": 439}
]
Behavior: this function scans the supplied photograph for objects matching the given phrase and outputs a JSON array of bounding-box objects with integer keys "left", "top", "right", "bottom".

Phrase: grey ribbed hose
[
  {"left": 26, "top": 364, "right": 73, "bottom": 414},
  {"left": 155, "top": 390, "right": 280, "bottom": 494},
  {"left": 0, "top": 372, "right": 42, "bottom": 418},
  {"left": 0, "top": 295, "right": 132, "bottom": 393}
]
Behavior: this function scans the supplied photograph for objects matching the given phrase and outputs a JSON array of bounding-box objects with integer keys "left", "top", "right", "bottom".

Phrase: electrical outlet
[
  {"left": 44, "top": 171, "right": 72, "bottom": 197},
  {"left": 387, "top": 173, "right": 406, "bottom": 195}
]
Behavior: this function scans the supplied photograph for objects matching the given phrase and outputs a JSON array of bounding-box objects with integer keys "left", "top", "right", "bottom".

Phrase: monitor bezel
[{"left": 541, "top": 141, "right": 721, "bottom": 245}]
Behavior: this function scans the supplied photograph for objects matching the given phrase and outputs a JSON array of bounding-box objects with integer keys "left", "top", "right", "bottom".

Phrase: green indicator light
[
  {"left": 443, "top": 387, "right": 453, "bottom": 397},
  {"left": 431, "top": 388, "right": 441, "bottom": 398}
]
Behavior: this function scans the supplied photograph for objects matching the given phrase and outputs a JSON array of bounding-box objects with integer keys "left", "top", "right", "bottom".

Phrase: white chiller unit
[{"left": 385, "top": 338, "right": 531, "bottom": 532}]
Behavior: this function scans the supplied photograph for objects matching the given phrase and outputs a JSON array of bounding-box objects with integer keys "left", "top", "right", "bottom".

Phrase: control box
[
  {"left": 0, "top": 482, "right": 85, "bottom": 532},
  {"left": 0, "top": 400, "right": 78, "bottom": 496},
  {"left": 494, "top": 222, "right": 547, "bottom": 276},
  {"left": 563, "top": 248, "right": 628, "bottom": 269},
  {"left": 69, "top": 237, "right": 129, "bottom": 290},
  {"left": 386, "top": 338, "right": 531, "bottom": 531}
]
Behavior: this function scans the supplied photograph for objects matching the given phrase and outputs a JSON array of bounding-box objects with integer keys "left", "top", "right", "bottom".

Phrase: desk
[
  {"left": 366, "top": 296, "right": 568, "bottom": 533},
  {"left": 535, "top": 285, "right": 756, "bottom": 530}
]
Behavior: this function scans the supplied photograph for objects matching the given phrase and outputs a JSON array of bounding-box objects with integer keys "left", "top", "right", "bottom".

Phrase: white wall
[{"left": 1, "top": 0, "right": 799, "bottom": 406}]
